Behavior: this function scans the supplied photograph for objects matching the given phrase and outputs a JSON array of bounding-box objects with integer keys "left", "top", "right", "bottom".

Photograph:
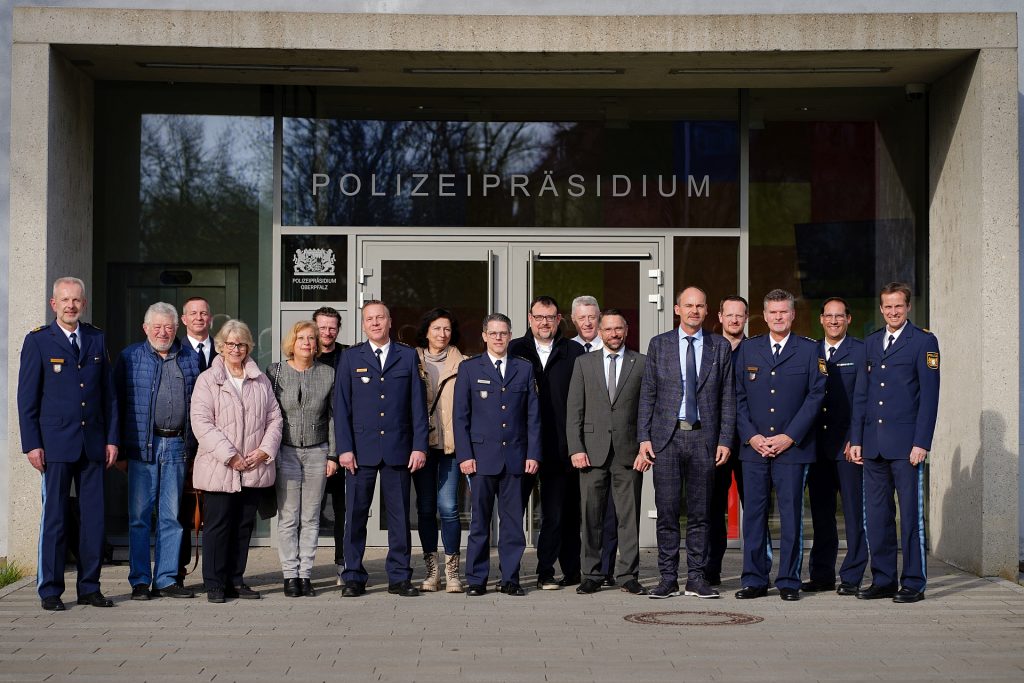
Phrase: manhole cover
[{"left": 623, "top": 610, "right": 764, "bottom": 626}]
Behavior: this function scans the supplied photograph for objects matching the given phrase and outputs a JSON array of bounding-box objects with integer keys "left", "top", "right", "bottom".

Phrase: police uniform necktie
[
  {"left": 828, "top": 346, "right": 835, "bottom": 361},
  {"left": 197, "top": 342, "right": 207, "bottom": 371},
  {"left": 70, "top": 332, "right": 80, "bottom": 362},
  {"left": 584, "top": 342, "right": 592, "bottom": 353},
  {"left": 886, "top": 334, "right": 896, "bottom": 353},
  {"left": 375, "top": 347, "right": 384, "bottom": 370},
  {"left": 684, "top": 337, "right": 698, "bottom": 423},
  {"left": 773, "top": 342, "right": 781, "bottom": 362},
  {"left": 495, "top": 359, "right": 502, "bottom": 378},
  {"left": 607, "top": 353, "right": 618, "bottom": 402}
]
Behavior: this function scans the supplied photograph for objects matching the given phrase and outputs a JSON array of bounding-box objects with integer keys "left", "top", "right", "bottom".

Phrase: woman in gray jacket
[{"left": 268, "top": 320, "right": 336, "bottom": 597}]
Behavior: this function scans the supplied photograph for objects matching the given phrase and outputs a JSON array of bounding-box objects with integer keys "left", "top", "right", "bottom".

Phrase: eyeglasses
[
  {"left": 223, "top": 342, "right": 249, "bottom": 351},
  {"left": 531, "top": 314, "right": 558, "bottom": 323},
  {"left": 485, "top": 331, "right": 510, "bottom": 338},
  {"left": 821, "top": 314, "right": 849, "bottom": 321}
]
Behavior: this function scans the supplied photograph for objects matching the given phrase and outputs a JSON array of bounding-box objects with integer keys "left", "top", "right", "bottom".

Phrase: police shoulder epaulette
[
  {"left": 29, "top": 325, "right": 46, "bottom": 333},
  {"left": 920, "top": 328, "right": 933, "bottom": 335},
  {"left": 463, "top": 353, "right": 480, "bottom": 361},
  {"left": 395, "top": 340, "right": 412, "bottom": 348},
  {"left": 801, "top": 335, "right": 817, "bottom": 343},
  {"left": 81, "top": 322, "right": 102, "bottom": 331},
  {"left": 746, "top": 334, "right": 765, "bottom": 341}
]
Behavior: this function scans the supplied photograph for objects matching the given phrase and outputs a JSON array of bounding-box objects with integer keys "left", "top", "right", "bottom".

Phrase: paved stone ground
[{"left": 2, "top": 548, "right": 1024, "bottom": 682}]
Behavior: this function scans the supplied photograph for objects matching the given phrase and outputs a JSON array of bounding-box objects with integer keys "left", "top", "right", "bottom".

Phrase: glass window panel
[
  {"left": 379, "top": 259, "right": 489, "bottom": 356},
  {"left": 673, "top": 236, "right": 740, "bottom": 332},
  {"left": 282, "top": 88, "right": 738, "bottom": 228}
]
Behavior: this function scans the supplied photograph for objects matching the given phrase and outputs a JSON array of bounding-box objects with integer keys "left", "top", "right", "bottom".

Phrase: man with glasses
[
  {"left": 706, "top": 295, "right": 748, "bottom": 586},
  {"left": 509, "top": 296, "right": 584, "bottom": 589},
  {"left": 454, "top": 314, "right": 541, "bottom": 596},
  {"left": 803, "top": 297, "right": 867, "bottom": 597},
  {"left": 312, "top": 305, "right": 349, "bottom": 585}
]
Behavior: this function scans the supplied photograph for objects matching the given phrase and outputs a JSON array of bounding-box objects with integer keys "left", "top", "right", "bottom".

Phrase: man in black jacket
[{"left": 509, "top": 295, "right": 585, "bottom": 589}]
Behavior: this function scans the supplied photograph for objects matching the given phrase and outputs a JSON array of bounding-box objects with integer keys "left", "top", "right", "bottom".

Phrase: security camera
[{"left": 905, "top": 83, "right": 927, "bottom": 101}]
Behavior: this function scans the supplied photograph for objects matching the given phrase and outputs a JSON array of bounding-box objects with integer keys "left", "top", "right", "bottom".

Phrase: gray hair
[
  {"left": 144, "top": 302, "right": 179, "bottom": 326},
  {"left": 571, "top": 295, "right": 600, "bottom": 317},
  {"left": 214, "top": 319, "right": 256, "bottom": 354},
  {"left": 482, "top": 313, "right": 512, "bottom": 332},
  {"left": 52, "top": 276, "right": 86, "bottom": 299},
  {"left": 763, "top": 288, "right": 796, "bottom": 310}
]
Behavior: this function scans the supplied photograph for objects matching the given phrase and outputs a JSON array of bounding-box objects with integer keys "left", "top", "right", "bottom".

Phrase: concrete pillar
[
  {"left": 7, "top": 46, "right": 94, "bottom": 568},
  {"left": 928, "top": 48, "right": 1020, "bottom": 580}
]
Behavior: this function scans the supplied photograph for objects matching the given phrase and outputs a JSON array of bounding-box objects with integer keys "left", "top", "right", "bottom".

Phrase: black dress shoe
[
  {"left": 341, "top": 581, "right": 365, "bottom": 597},
  {"left": 836, "top": 582, "right": 860, "bottom": 596},
  {"left": 131, "top": 584, "right": 151, "bottom": 601},
  {"left": 576, "top": 579, "right": 601, "bottom": 594},
  {"left": 466, "top": 584, "right": 487, "bottom": 596},
  {"left": 620, "top": 579, "right": 649, "bottom": 596},
  {"left": 557, "top": 574, "right": 582, "bottom": 587},
  {"left": 283, "top": 578, "right": 302, "bottom": 598},
  {"left": 601, "top": 576, "right": 617, "bottom": 587},
  {"left": 800, "top": 580, "right": 835, "bottom": 592},
  {"left": 41, "top": 596, "right": 65, "bottom": 611},
  {"left": 779, "top": 588, "right": 801, "bottom": 601},
  {"left": 705, "top": 573, "right": 722, "bottom": 587},
  {"left": 387, "top": 580, "right": 420, "bottom": 597},
  {"left": 503, "top": 582, "right": 525, "bottom": 596},
  {"left": 856, "top": 583, "right": 897, "bottom": 600},
  {"left": 77, "top": 591, "right": 114, "bottom": 607},
  {"left": 207, "top": 588, "right": 225, "bottom": 603},
  {"left": 893, "top": 587, "right": 925, "bottom": 603},
  {"left": 231, "top": 584, "right": 260, "bottom": 600},
  {"left": 300, "top": 579, "right": 316, "bottom": 597},
  {"left": 734, "top": 585, "right": 769, "bottom": 599},
  {"left": 152, "top": 583, "right": 194, "bottom": 599}
]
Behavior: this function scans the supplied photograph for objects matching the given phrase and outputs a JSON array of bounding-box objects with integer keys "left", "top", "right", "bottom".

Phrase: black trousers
[
  {"left": 706, "top": 454, "right": 744, "bottom": 579},
  {"left": 201, "top": 487, "right": 260, "bottom": 590},
  {"left": 323, "top": 471, "right": 346, "bottom": 565},
  {"left": 533, "top": 462, "right": 581, "bottom": 580},
  {"left": 176, "top": 487, "right": 199, "bottom": 583}
]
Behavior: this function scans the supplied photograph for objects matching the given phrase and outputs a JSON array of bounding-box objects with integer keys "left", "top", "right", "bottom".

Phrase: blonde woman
[
  {"left": 267, "top": 321, "right": 336, "bottom": 597},
  {"left": 191, "top": 320, "right": 282, "bottom": 603}
]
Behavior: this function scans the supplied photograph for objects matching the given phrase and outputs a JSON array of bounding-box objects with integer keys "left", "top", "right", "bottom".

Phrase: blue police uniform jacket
[
  {"left": 817, "top": 336, "right": 865, "bottom": 461},
  {"left": 851, "top": 321, "right": 940, "bottom": 460},
  {"left": 18, "top": 320, "right": 119, "bottom": 461},
  {"left": 334, "top": 341, "right": 429, "bottom": 466},
  {"left": 452, "top": 354, "right": 542, "bottom": 476},
  {"left": 734, "top": 334, "right": 827, "bottom": 464},
  {"left": 114, "top": 338, "right": 200, "bottom": 462}
]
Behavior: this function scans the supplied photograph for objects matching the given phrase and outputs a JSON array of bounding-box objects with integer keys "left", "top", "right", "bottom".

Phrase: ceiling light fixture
[
  {"left": 138, "top": 62, "right": 357, "bottom": 73},
  {"left": 670, "top": 66, "right": 891, "bottom": 75},
  {"left": 405, "top": 67, "right": 624, "bottom": 75}
]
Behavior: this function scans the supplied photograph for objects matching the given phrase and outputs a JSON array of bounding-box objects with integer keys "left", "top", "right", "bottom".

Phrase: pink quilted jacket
[{"left": 191, "top": 355, "right": 282, "bottom": 493}]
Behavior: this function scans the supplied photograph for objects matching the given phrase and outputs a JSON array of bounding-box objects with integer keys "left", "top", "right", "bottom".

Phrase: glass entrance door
[{"left": 357, "top": 236, "right": 664, "bottom": 548}]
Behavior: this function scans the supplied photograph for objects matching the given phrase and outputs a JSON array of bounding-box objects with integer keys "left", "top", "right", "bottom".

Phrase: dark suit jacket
[
  {"left": 18, "top": 320, "right": 119, "bottom": 461},
  {"left": 851, "top": 321, "right": 939, "bottom": 460},
  {"left": 566, "top": 348, "right": 646, "bottom": 468},
  {"left": 817, "top": 336, "right": 865, "bottom": 461},
  {"left": 452, "top": 354, "right": 541, "bottom": 475},
  {"left": 735, "top": 334, "right": 826, "bottom": 464},
  {"left": 638, "top": 328, "right": 735, "bottom": 455},
  {"left": 334, "top": 341, "right": 429, "bottom": 466},
  {"left": 508, "top": 330, "right": 584, "bottom": 465}
]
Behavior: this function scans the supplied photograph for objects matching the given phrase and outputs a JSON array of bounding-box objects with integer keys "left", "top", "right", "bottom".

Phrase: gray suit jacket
[
  {"left": 566, "top": 348, "right": 646, "bottom": 468},
  {"left": 637, "top": 328, "right": 736, "bottom": 454}
]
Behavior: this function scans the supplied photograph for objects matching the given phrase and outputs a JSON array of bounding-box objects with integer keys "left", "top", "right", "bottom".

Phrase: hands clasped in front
[
  {"left": 748, "top": 433, "right": 793, "bottom": 458},
  {"left": 229, "top": 448, "right": 269, "bottom": 472}
]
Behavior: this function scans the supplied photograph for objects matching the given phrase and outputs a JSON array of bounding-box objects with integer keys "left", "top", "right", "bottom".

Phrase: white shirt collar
[
  {"left": 187, "top": 334, "right": 211, "bottom": 350},
  {"left": 677, "top": 326, "right": 704, "bottom": 342},
  {"left": 825, "top": 336, "right": 846, "bottom": 354},
  {"left": 603, "top": 346, "right": 624, "bottom": 361},
  {"left": 885, "top": 321, "right": 909, "bottom": 342},
  {"left": 573, "top": 335, "right": 603, "bottom": 351},
  {"left": 369, "top": 340, "right": 391, "bottom": 354},
  {"left": 57, "top": 323, "right": 80, "bottom": 342},
  {"left": 769, "top": 332, "right": 791, "bottom": 353}
]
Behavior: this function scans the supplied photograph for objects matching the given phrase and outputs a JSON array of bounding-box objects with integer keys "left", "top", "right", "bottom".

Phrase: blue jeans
[
  {"left": 413, "top": 449, "right": 462, "bottom": 555},
  {"left": 128, "top": 435, "right": 187, "bottom": 589}
]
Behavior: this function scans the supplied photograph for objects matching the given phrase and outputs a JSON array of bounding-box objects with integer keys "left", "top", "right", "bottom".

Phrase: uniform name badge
[
  {"left": 747, "top": 366, "right": 758, "bottom": 381},
  {"left": 50, "top": 358, "right": 64, "bottom": 373}
]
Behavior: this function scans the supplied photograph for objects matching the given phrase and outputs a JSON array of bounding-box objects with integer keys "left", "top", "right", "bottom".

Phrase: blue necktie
[
  {"left": 70, "top": 332, "right": 81, "bottom": 362},
  {"left": 684, "top": 336, "right": 697, "bottom": 423},
  {"left": 375, "top": 347, "right": 384, "bottom": 370}
]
